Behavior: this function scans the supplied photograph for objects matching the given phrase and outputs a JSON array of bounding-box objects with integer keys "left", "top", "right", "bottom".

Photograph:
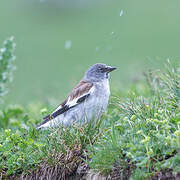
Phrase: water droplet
[
  {"left": 120, "top": 10, "right": 124, "bottom": 17},
  {"left": 65, "top": 40, "right": 72, "bottom": 49},
  {"left": 96, "top": 46, "right": 99, "bottom": 51}
]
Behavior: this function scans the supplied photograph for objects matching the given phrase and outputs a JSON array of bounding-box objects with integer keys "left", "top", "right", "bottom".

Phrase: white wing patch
[
  {"left": 52, "top": 105, "right": 62, "bottom": 114},
  {"left": 52, "top": 86, "right": 95, "bottom": 114},
  {"left": 66, "top": 86, "right": 95, "bottom": 108}
]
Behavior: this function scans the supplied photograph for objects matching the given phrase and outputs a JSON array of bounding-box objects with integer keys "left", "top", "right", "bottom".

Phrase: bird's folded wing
[{"left": 37, "top": 80, "right": 94, "bottom": 128}]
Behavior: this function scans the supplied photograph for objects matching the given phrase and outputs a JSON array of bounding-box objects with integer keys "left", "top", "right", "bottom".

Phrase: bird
[{"left": 36, "top": 63, "right": 116, "bottom": 130}]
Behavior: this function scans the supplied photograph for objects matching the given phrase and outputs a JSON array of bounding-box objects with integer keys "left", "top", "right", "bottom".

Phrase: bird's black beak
[{"left": 106, "top": 66, "right": 117, "bottom": 72}]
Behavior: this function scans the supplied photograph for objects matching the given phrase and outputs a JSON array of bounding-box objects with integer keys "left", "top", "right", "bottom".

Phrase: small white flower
[
  {"left": 0, "top": 48, "right": 6, "bottom": 53},
  {"left": 9, "top": 36, "right": 14, "bottom": 41},
  {"left": 2, "top": 72, "right": 7, "bottom": 81}
]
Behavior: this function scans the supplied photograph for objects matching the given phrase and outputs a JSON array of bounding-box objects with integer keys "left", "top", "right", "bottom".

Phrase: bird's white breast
[
  {"left": 93, "top": 79, "right": 110, "bottom": 108},
  {"left": 82, "top": 79, "right": 110, "bottom": 121}
]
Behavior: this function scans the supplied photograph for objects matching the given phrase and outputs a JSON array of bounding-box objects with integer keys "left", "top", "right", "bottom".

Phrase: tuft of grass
[{"left": 0, "top": 112, "right": 104, "bottom": 178}]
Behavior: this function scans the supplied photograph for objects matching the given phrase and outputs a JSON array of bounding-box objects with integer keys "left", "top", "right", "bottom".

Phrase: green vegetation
[
  {"left": 0, "top": 37, "right": 16, "bottom": 103},
  {"left": 0, "top": 38, "right": 180, "bottom": 179},
  {"left": 88, "top": 62, "right": 180, "bottom": 179}
]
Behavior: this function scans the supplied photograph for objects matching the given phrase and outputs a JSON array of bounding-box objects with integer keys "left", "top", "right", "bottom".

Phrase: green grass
[
  {"left": 88, "top": 61, "right": 180, "bottom": 178},
  {"left": 0, "top": 61, "right": 179, "bottom": 179}
]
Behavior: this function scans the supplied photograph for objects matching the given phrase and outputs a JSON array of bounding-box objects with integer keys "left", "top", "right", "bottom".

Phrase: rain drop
[
  {"left": 120, "top": 10, "right": 124, "bottom": 17},
  {"left": 65, "top": 40, "right": 72, "bottom": 50}
]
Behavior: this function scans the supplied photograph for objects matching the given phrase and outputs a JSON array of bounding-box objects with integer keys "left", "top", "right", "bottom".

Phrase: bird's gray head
[{"left": 84, "top": 63, "right": 116, "bottom": 82}]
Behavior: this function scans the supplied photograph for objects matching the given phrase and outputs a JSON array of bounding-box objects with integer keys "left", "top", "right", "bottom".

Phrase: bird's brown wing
[{"left": 36, "top": 80, "right": 93, "bottom": 128}]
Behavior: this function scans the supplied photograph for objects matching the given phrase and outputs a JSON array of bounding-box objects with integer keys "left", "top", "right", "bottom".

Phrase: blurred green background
[{"left": 0, "top": 0, "right": 179, "bottom": 104}]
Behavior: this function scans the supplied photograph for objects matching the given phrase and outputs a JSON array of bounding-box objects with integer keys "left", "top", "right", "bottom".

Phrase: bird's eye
[{"left": 98, "top": 67, "right": 103, "bottom": 72}]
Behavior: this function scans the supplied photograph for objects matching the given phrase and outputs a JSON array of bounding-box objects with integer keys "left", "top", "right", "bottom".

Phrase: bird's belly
[
  {"left": 86, "top": 94, "right": 109, "bottom": 116},
  {"left": 85, "top": 100, "right": 107, "bottom": 121},
  {"left": 64, "top": 91, "right": 109, "bottom": 125}
]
